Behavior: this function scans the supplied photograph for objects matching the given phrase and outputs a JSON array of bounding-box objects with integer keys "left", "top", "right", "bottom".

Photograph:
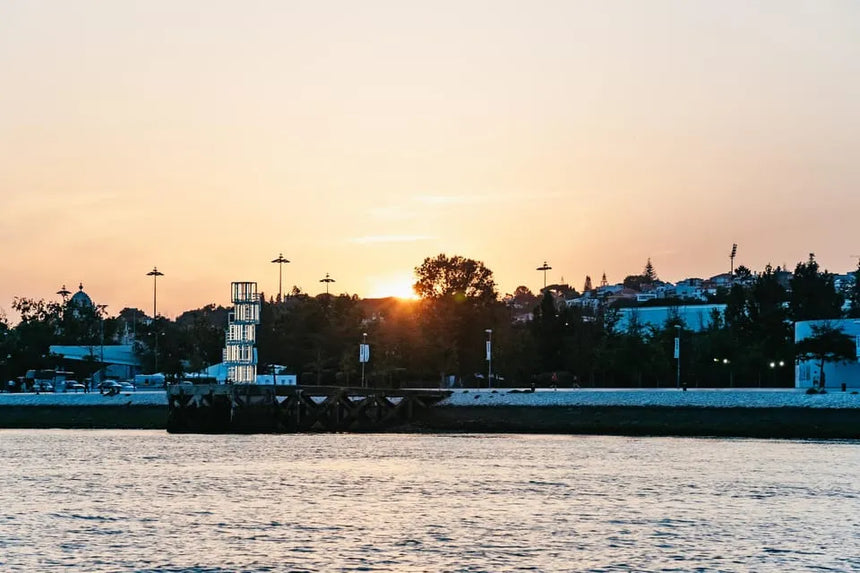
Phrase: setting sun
[{"left": 367, "top": 274, "right": 419, "bottom": 300}]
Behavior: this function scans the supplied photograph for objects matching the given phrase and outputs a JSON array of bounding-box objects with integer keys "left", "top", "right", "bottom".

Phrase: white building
[
  {"left": 50, "top": 344, "right": 140, "bottom": 382},
  {"left": 616, "top": 304, "right": 726, "bottom": 333},
  {"left": 794, "top": 319, "right": 860, "bottom": 389}
]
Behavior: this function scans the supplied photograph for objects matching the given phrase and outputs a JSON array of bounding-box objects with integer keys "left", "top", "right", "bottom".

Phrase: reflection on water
[{"left": 1, "top": 430, "right": 859, "bottom": 572}]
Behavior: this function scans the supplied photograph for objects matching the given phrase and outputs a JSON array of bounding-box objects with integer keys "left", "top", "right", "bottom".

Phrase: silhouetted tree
[
  {"left": 734, "top": 265, "right": 753, "bottom": 281},
  {"left": 846, "top": 261, "right": 860, "bottom": 319},
  {"left": 414, "top": 254, "right": 498, "bottom": 384},
  {"left": 795, "top": 322, "right": 856, "bottom": 389},
  {"left": 643, "top": 258, "right": 658, "bottom": 283},
  {"left": 790, "top": 254, "right": 843, "bottom": 321}
]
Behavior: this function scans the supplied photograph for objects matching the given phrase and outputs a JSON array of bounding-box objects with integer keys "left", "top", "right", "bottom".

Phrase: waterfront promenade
[
  {"left": 3, "top": 387, "right": 858, "bottom": 409},
  {"left": 3, "top": 387, "right": 860, "bottom": 437}
]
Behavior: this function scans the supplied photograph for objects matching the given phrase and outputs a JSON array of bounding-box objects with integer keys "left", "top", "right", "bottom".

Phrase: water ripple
[{"left": 0, "top": 431, "right": 859, "bottom": 571}]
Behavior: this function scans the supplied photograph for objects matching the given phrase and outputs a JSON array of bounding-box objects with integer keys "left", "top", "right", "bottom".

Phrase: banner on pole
[
  {"left": 359, "top": 343, "right": 370, "bottom": 363},
  {"left": 486, "top": 341, "right": 491, "bottom": 361},
  {"left": 674, "top": 338, "right": 680, "bottom": 359}
]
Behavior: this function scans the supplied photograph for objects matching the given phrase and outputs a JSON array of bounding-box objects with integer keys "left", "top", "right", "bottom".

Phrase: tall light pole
[
  {"left": 537, "top": 261, "right": 552, "bottom": 291},
  {"left": 320, "top": 273, "right": 335, "bottom": 295},
  {"left": 485, "top": 329, "right": 493, "bottom": 388},
  {"left": 674, "top": 324, "right": 681, "bottom": 389},
  {"left": 147, "top": 267, "right": 164, "bottom": 373},
  {"left": 730, "top": 243, "right": 738, "bottom": 283},
  {"left": 271, "top": 253, "right": 290, "bottom": 302},
  {"left": 146, "top": 267, "right": 163, "bottom": 319}
]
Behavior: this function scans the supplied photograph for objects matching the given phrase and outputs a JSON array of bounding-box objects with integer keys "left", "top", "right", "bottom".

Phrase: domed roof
[{"left": 69, "top": 283, "right": 93, "bottom": 308}]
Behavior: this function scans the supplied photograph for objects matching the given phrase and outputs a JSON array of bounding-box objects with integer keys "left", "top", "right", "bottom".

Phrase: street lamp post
[
  {"left": 536, "top": 261, "right": 552, "bottom": 291},
  {"left": 97, "top": 304, "right": 107, "bottom": 384},
  {"left": 320, "top": 273, "right": 335, "bottom": 295},
  {"left": 714, "top": 357, "right": 732, "bottom": 387},
  {"left": 360, "top": 332, "right": 369, "bottom": 388},
  {"left": 674, "top": 325, "right": 681, "bottom": 389},
  {"left": 57, "top": 284, "right": 71, "bottom": 302},
  {"left": 271, "top": 254, "right": 290, "bottom": 302},
  {"left": 485, "top": 329, "right": 493, "bottom": 388},
  {"left": 146, "top": 267, "right": 164, "bottom": 373}
]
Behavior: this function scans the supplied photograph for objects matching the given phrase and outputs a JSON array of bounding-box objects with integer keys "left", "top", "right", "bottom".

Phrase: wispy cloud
[
  {"left": 415, "top": 191, "right": 564, "bottom": 206},
  {"left": 367, "top": 205, "right": 418, "bottom": 221},
  {"left": 349, "top": 234, "right": 436, "bottom": 244},
  {"left": 415, "top": 194, "right": 491, "bottom": 206}
]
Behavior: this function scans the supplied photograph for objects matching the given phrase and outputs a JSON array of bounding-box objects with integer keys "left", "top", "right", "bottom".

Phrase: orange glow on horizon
[{"left": 367, "top": 274, "right": 420, "bottom": 300}]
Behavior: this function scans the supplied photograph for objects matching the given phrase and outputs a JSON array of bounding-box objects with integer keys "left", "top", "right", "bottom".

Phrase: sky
[{"left": 2, "top": 1, "right": 859, "bottom": 321}]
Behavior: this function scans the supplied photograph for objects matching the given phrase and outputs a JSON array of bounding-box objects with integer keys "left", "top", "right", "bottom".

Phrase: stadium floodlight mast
[
  {"left": 730, "top": 243, "right": 738, "bottom": 281},
  {"left": 536, "top": 261, "right": 552, "bottom": 291},
  {"left": 271, "top": 253, "right": 290, "bottom": 302},
  {"left": 320, "top": 273, "right": 335, "bottom": 295}
]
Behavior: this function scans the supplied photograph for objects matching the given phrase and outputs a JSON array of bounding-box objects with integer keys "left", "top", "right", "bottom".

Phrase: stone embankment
[
  {"left": 2, "top": 388, "right": 860, "bottom": 438},
  {"left": 0, "top": 391, "right": 166, "bottom": 429},
  {"left": 414, "top": 388, "right": 860, "bottom": 439}
]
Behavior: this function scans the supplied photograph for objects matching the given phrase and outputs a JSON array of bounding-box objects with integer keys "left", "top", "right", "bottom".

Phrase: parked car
[
  {"left": 64, "top": 381, "right": 85, "bottom": 393},
  {"left": 33, "top": 381, "right": 54, "bottom": 393},
  {"left": 98, "top": 380, "right": 122, "bottom": 395}
]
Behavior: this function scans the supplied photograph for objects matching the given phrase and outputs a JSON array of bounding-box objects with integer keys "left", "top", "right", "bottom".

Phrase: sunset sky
[{"left": 2, "top": 1, "right": 859, "bottom": 320}]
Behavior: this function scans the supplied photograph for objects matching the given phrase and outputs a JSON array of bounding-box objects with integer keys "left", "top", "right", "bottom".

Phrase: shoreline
[
  {"left": 3, "top": 388, "right": 860, "bottom": 438},
  {"left": 409, "top": 405, "right": 860, "bottom": 439}
]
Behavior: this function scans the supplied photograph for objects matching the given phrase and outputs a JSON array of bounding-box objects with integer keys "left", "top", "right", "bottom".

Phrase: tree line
[{"left": 2, "top": 253, "right": 858, "bottom": 388}]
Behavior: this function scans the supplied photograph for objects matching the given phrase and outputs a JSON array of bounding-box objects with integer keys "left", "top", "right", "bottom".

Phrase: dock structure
[{"left": 166, "top": 384, "right": 450, "bottom": 433}]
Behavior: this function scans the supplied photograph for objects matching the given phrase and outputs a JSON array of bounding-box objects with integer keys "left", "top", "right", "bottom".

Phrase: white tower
[{"left": 224, "top": 282, "right": 260, "bottom": 384}]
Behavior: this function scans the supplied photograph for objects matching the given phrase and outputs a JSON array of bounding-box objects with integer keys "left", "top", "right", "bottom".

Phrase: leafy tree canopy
[
  {"left": 795, "top": 322, "right": 856, "bottom": 387},
  {"left": 643, "top": 258, "right": 658, "bottom": 283},
  {"left": 790, "top": 253, "right": 843, "bottom": 321},
  {"left": 413, "top": 254, "right": 497, "bottom": 304}
]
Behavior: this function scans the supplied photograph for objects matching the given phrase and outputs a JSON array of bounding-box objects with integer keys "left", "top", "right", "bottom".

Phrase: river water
[{"left": 1, "top": 431, "right": 859, "bottom": 572}]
